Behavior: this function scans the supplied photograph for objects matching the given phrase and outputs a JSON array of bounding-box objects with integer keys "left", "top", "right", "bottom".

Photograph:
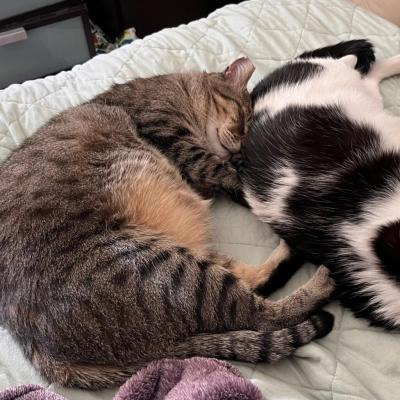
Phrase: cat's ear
[
  {"left": 224, "top": 57, "right": 255, "bottom": 88},
  {"left": 339, "top": 54, "right": 358, "bottom": 69}
]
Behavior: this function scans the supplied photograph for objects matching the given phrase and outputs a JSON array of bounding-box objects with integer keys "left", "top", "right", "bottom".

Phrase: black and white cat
[{"left": 241, "top": 40, "right": 400, "bottom": 329}]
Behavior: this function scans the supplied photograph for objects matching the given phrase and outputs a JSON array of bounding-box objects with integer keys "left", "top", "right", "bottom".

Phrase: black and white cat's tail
[
  {"left": 298, "top": 39, "right": 375, "bottom": 74},
  {"left": 297, "top": 39, "right": 400, "bottom": 84},
  {"left": 298, "top": 38, "right": 400, "bottom": 85}
]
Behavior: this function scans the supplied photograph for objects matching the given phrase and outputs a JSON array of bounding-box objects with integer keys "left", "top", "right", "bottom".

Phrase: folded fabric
[
  {"left": 115, "top": 357, "right": 262, "bottom": 400},
  {"left": 0, "top": 358, "right": 262, "bottom": 400},
  {"left": 0, "top": 384, "right": 64, "bottom": 400}
]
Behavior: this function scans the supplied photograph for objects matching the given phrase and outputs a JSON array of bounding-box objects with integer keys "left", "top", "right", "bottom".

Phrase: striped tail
[
  {"left": 170, "top": 310, "right": 334, "bottom": 363},
  {"left": 33, "top": 310, "right": 333, "bottom": 389}
]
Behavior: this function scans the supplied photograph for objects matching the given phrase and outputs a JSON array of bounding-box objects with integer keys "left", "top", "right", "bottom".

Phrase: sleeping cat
[
  {"left": 241, "top": 40, "right": 400, "bottom": 329},
  {"left": 0, "top": 59, "right": 335, "bottom": 389}
]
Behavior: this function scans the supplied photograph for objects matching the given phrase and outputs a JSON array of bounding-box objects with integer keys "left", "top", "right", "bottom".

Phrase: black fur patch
[
  {"left": 251, "top": 62, "right": 323, "bottom": 106},
  {"left": 139, "top": 250, "right": 173, "bottom": 277},
  {"left": 111, "top": 270, "right": 129, "bottom": 286},
  {"left": 298, "top": 39, "right": 375, "bottom": 74},
  {"left": 309, "top": 311, "right": 335, "bottom": 339},
  {"left": 171, "top": 262, "right": 186, "bottom": 290},
  {"left": 373, "top": 221, "right": 400, "bottom": 283},
  {"left": 256, "top": 250, "right": 306, "bottom": 297},
  {"left": 141, "top": 131, "right": 181, "bottom": 152},
  {"left": 261, "top": 332, "right": 273, "bottom": 363},
  {"left": 216, "top": 274, "right": 237, "bottom": 321},
  {"left": 195, "top": 267, "right": 207, "bottom": 330}
]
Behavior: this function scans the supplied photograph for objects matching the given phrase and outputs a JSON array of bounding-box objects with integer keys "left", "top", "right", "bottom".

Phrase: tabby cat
[
  {"left": 0, "top": 58, "right": 334, "bottom": 389},
  {"left": 241, "top": 40, "right": 400, "bottom": 329}
]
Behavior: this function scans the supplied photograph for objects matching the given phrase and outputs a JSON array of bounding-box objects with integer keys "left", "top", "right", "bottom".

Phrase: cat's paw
[
  {"left": 222, "top": 173, "right": 250, "bottom": 207},
  {"left": 311, "top": 265, "right": 335, "bottom": 299}
]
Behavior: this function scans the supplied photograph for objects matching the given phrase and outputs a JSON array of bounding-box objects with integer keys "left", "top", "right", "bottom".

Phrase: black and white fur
[{"left": 241, "top": 40, "right": 400, "bottom": 329}]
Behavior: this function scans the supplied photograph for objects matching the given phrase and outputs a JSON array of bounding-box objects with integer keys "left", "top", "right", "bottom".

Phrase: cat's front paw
[{"left": 221, "top": 167, "right": 250, "bottom": 207}]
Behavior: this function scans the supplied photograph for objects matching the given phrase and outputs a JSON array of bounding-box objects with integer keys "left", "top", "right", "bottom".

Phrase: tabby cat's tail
[
  {"left": 170, "top": 310, "right": 333, "bottom": 363},
  {"left": 33, "top": 311, "right": 333, "bottom": 389}
]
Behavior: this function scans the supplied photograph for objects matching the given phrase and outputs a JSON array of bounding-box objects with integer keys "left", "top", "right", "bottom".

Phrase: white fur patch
[
  {"left": 253, "top": 58, "right": 400, "bottom": 153},
  {"left": 246, "top": 165, "right": 298, "bottom": 223}
]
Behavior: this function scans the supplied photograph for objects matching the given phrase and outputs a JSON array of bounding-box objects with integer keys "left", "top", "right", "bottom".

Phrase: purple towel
[
  {"left": 0, "top": 358, "right": 262, "bottom": 400},
  {"left": 116, "top": 358, "right": 262, "bottom": 400},
  {"left": 0, "top": 385, "right": 64, "bottom": 400}
]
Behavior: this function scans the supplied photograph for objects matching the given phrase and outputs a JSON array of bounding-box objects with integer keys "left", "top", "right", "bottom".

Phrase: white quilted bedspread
[{"left": 1, "top": 1, "right": 400, "bottom": 399}]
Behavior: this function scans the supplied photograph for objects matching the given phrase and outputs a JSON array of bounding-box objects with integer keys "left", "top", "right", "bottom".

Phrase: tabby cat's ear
[{"left": 224, "top": 57, "right": 255, "bottom": 88}]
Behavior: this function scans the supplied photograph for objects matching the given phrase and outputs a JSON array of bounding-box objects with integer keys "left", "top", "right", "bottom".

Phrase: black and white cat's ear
[
  {"left": 224, "top": 57, "right": 255, "bottom": 88},
  {"left": 339, "top": 54, "right": 358, "bottom": 69}
]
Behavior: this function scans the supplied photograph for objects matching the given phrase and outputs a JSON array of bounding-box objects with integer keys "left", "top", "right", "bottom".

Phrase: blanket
[{"left": 0, "top": 358, "right": 261, "bottom": 400}]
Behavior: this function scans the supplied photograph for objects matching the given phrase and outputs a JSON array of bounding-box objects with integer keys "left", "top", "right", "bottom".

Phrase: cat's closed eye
[{"left": 204, "top": 57, "right": 254, "bottom": 159}]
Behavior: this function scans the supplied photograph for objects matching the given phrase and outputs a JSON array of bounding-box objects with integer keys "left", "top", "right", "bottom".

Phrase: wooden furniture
[
  {"left": 0, "top": 0, "right": 94, "bottom": 89},
  {"left": 86, "top": 0, "right": 240, "bottom": 40}
]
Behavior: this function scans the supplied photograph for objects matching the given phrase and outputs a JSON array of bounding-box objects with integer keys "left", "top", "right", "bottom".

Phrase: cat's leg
[
  {"left": 30, "top": 245, "right": 334, "bottom": 389},
  {"left": 262, "top": 264, "right": 335, "bottom": 328},
  {"left": 212, "top": 242, "right": 334, "bottom": 326},
  {"left": 211, "top": 239, "right": 287, "bottom": 284},
  {"left": 297, "top": 39, "right": 375, "bottom": 74},
  {"left": 213, "top": 240, "right": 303, "bottom": 290},
  {"left": 255, "top": 248, "right": 306, "bottom": 297},
  {"left": 183, "top": 146, "right": 248, "bottom": 206},
  {"left": 149, "top": 136, "right": 248, "bottom": 206}
]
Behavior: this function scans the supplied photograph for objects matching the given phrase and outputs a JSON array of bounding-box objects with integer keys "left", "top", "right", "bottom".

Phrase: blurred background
[{"left": 0, "top": 0, "right": 240, "bottom": 88}]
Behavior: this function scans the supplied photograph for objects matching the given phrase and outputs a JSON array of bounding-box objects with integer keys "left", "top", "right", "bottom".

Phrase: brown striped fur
[{"left": 0, "top": 60, "right": 335, "bottom": 389}]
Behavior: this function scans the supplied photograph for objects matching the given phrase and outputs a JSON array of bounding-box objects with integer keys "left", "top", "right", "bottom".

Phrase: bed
[{"left": 0, "top": 0, "right": 399, "bottom": 399}]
